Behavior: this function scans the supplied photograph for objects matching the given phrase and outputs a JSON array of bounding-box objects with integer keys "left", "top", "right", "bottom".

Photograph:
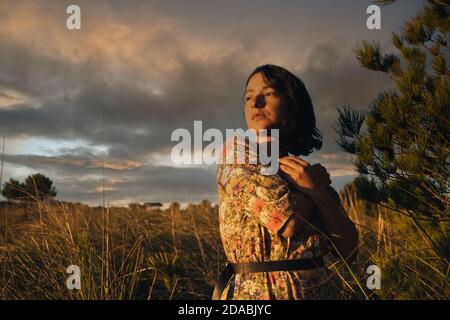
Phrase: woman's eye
[
  {"left": 245, "top": 96, "right": 253, "bottom": 101},
  {"left": 265, "top": 92, "right": 275, "bottom": 96}
]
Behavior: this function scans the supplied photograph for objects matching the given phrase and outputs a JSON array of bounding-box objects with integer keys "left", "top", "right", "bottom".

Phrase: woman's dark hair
[{"left": 244, "top": 64, "right": 322, "bottom": 156}]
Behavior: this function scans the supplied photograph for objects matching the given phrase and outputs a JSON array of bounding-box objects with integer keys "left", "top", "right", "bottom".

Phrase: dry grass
[
  {"left": 0, "top": 186, "right": 448, "bottom": 300},
  {"left": 331, "top": 185, "right": 449, "bottom": 300},
  {"left": 0, "top": 200, "right": 224, "bottom": 299}
]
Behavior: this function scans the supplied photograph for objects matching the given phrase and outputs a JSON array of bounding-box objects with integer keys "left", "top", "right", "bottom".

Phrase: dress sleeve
[{"left": 217, "top": 136, "right": 297, "bottom": 235}]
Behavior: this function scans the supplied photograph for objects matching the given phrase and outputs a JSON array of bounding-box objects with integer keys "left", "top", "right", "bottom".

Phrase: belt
[{"left": 211, "top": 256, "right": 324, "bottom": 300}]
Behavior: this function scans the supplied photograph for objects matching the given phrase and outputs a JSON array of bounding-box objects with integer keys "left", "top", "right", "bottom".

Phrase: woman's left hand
[{"left": 279, "top": 156, "right": 332, "bottom": 198}]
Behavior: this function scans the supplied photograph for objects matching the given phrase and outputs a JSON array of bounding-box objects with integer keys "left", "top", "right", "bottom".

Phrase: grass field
[{"left": 0, "top": 185, "right": 448, "bottom": 300}]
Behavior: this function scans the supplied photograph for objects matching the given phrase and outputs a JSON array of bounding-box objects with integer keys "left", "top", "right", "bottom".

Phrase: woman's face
[{"left": 244, "top": 72, "right": 290, "bottom": 133}]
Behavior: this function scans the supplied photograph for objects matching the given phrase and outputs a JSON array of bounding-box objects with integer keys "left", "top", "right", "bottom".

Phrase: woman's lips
[{"left": 252, "top": 114, "right": 266, "bottom": 119}]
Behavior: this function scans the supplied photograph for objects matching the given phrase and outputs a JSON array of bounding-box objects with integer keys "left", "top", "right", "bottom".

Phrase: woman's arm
[
  {"left": 279, "top": 191, "right": 315, "bottom": 239},
  {"left": 308, "top": 187, "right": 359, "bottom": 262},
  {"left": 279, "top": 156, "right": 359, "bottom": 262}
]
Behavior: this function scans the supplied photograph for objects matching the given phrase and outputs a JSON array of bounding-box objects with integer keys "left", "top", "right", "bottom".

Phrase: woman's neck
[{"left": 252, "top": 129, "right": 289, "bottom": 158}]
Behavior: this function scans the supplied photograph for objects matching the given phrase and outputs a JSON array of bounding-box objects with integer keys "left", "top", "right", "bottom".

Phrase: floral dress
[{"left": 216, "top": 135, "right": 344, "bottom": 300}]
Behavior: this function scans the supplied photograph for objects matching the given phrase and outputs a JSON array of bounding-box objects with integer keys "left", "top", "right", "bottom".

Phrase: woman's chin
[{"left": 249, "top": 121, "right": 272, "bottom": 132}]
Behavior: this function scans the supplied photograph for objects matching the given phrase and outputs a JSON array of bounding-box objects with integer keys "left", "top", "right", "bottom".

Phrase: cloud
[
  {"left": 296, "top": 40, "right": 393, "bottom": 149},
  {"left": 4, "top": 154, "right": 143, "bottom": 171},
  {"left": 0, "top": 0, "right": 402, "bottom": 204}
]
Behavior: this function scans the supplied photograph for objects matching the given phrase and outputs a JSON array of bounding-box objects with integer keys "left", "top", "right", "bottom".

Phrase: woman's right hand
[{"left": 279, "top": 156, "right": 331, "bottom": 199}]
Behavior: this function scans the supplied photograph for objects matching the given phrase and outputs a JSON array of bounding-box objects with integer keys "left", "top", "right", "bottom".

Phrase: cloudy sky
[{"left": 0, "top": 0, "right": 424, "bottom": 206}]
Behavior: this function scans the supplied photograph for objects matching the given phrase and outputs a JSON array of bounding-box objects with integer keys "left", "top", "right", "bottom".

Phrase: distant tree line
[{"left": 1, "top": 173, "right": 57, "bottom": 201}]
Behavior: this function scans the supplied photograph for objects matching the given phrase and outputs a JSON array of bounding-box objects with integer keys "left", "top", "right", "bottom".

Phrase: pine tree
[
  {"left": 1, "top": 178, "right": 26, "bottom": 201},
  {"left": 24, "top": 173, "right": 57, "bottom": 200},
  {"left": 334, "top": 1, "right": 449, "bottom": 260}
]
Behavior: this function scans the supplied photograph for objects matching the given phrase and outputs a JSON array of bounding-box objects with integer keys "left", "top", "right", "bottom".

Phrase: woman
[{"left": 213, "top": 64, "right": 358, "bottom": 300}]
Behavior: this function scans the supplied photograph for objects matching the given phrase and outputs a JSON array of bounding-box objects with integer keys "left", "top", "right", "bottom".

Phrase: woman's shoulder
[
  {"left": 218, "top": 134, "right": 259, "bottom": 167},
  {"left": 216, "top": 135, "right": 288, "bottom": 189},
  {"left": 216, "top": 135, "right": 257, "bottom": 185}
]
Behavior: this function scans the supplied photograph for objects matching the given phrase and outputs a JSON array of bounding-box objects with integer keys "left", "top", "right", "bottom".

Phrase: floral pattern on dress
[{"left": 216, "top": 135, "right": 346, "bottom": 300}]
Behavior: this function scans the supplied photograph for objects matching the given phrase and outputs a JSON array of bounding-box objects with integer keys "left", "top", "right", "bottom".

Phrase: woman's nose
[{"left": 252, "top": 95, "right": 265, "bottom": 108}]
